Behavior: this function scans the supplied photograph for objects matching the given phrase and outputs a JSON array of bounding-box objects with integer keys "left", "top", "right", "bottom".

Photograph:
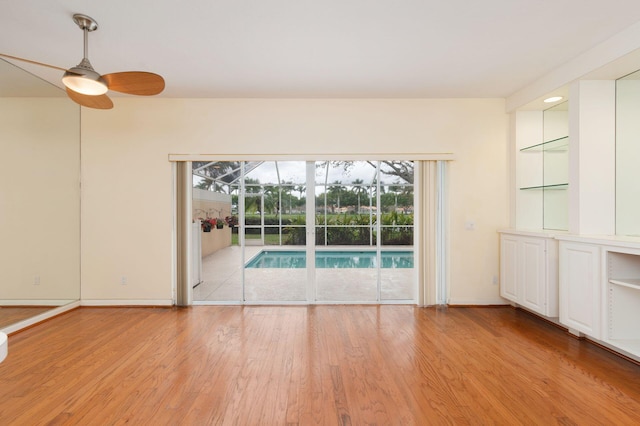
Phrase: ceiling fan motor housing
[{"left": 63, "top": 57, "right": 108, "bottom": 95}]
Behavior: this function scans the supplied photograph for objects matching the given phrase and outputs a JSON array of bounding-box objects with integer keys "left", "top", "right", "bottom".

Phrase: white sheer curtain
[{"left": 416, "top": 160, "right": 449, "bottom": 306}]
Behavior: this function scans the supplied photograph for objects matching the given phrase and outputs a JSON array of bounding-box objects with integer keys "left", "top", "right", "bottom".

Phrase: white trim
[
  {"left": 0, "top": 332, "right": 6, "bottom": 364},
  {"left": 169, "top": 153, "right": 455, "bottom": 162},
  {"left": 234, "top": 300, "right": 414, "bottom": 306},
  {"left": 1, "top": 301, "right": 80, "bottom": 335},
  {"left": 80, "top": 299, "right": 173, "bottom": 306},
  {"left": 448, "top": 299, "right": 510, "bottom": 306},
  {"left": 193, "top": 301, "right": 243, "bottom": 306}
]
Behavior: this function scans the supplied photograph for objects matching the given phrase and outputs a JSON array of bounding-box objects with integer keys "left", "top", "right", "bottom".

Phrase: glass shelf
[
  {"left": 519, "top": 183, "right": 568, "bottom": 191},
  {"left": 520, "top": 136, "right": 569, "bottom": 152}
]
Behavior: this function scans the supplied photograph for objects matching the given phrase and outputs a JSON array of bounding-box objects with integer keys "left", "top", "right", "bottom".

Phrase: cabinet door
[
  {"left": 500, "top": 235, "right": 519, "bottom": 302},
  {"left": 519, "top": 237, "right": 547, "bottom": 314},
  {"left": 559, "top": 242, "right": 601, "bottom": 338}
]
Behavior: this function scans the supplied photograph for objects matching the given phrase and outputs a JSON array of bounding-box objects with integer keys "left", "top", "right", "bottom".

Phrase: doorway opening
[{"left": 185, "top": 160, "right": 426, "bottom": 304}]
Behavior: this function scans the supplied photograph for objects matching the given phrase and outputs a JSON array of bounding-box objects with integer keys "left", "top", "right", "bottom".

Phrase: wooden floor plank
[
  {"left": 0, "top": 306, "right": 56, "bottom": 329},
  {"left": 2, "top": 305, "right": 640, "bottom": 425}
]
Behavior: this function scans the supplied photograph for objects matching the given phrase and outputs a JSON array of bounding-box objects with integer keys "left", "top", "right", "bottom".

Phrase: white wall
[
  {"left": 0, "top": 98, "right": 80, "bottom": 303},
  {"left": 81, "top": 98, "right": 509, "bottom": 305}
]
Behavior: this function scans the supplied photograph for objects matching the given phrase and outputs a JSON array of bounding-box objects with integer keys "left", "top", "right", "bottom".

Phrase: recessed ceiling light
[{"left": 543, "top": 96, "right": 563, "bottom": 103}]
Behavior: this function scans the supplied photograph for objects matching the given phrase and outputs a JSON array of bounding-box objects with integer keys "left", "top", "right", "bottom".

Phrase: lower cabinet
[
  {"left": 501, "top": 232, "right": 640, "bottom": 360},
  {"left": 604, "top": 248, "right": 640, "bottom": 357},
  {"left": 558, "top": 241, "right": 601, "bottom": 338},
  {"left": 557, "top": 236, "right": 640, "bottom": 360},
  {"left": 499, "top": 231, "right": 558, "bottom": 318}
]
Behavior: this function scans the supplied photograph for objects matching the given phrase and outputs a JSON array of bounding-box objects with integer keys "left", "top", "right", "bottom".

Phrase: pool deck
[{"left": 193, "top": 245, "right": 416, "bottom": 303}]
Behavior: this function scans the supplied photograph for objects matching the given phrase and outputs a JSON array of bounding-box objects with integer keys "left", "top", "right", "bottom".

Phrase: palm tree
[
  {"left": 352, "top": 179, "right": 367, "bottom": 213},
  {"left": 244, "top": 177, "right": 261, "bottom": 214},
  {"left": 294, "top": 184, "right": 306, "bottom": 213},
  {"left": 327, "top": 181, "right": 346, "bottom": 213},
  {"left": 280, "top": 180, "right": 294, "bottom": 214},
  {"left": 262, "top": 185, "right": 278, "bottom": 214},
  {"left": 389, "top": 184, "right": 403, "bottom": 212}
]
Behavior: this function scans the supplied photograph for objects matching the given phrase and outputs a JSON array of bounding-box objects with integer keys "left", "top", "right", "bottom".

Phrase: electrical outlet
[
  {"left": 34, "top": 275, "right": 40, "bottom": 285},
  {"left": 492, "top": 275, "right": 499, "bottom": 286},
  {"left": 121, "top": 276, "right": 127, "bottom": 285}
]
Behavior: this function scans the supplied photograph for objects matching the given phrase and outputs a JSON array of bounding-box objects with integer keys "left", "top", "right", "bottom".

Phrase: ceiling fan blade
[
  {"left": 102, "top": 71, "right": 165, "bottom": 96},
  {"left": 66, "top": 88, "right": 113, "bottom": 109},
  {"left": 0, "top": 53, "right": 67, "bottom": 71}
]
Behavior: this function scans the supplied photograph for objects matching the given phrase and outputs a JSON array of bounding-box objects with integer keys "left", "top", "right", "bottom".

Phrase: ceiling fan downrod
[{"left": 72, "top": 14, "right": 98, "bottom": 60}]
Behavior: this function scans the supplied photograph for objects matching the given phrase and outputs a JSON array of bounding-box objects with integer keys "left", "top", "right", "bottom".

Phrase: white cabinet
[
  {"left": 499, "top": 231, "right": 558, "bottom": 318},
  {"left": 559, "top": 241, "right": 601, "bottom": 338},
  {"left": 500, "top": 234, "right": 518, "bottom": 301},
  {"left": 557, "top": 235, "right": 640, "bottom": 361},
  {"left": 604, "top": 249, "right": 640, "bottom": 356}
]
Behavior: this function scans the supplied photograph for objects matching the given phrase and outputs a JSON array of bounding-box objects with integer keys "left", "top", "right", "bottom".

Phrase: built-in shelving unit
[
  {"left": 515, "top": 102, "right": 569, "bottom": 231},
  {"left": 606, "top": 251, "right": 640, "bottom": 355},
  {"left": 509, "top": 68, "right": 640, "bottom": 363}
]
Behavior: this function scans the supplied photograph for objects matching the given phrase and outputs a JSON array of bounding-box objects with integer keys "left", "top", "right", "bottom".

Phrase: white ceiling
[{"left": 2, "top": 0, "right": 640, "bottom": 99}]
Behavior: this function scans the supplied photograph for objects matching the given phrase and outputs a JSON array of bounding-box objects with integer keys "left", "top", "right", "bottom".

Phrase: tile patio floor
[{"left": 193, "top": 245, "right": 415, "bottom": 303}]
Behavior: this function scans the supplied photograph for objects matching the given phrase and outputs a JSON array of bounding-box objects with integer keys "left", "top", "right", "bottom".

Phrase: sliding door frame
[{"left": 171, "top": 154, "right": 453, "bottom": 306}]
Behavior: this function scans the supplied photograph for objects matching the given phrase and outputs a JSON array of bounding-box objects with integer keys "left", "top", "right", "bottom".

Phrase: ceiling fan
[{"left": 0, "top": 13, "right": 165, "bottom": 110}]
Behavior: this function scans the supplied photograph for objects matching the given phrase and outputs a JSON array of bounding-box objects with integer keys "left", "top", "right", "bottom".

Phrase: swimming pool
[{"left": 245, "top": 250, "right": 414, "bottom": 269}]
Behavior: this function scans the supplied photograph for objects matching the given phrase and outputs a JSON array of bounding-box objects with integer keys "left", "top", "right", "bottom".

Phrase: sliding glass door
[
  {"left": 313, "top": 161, "right": 415, "bottom": 302},
  {"left": 191, "top": 160, "right": 416, "bottom": 304},
  {"left": 243, "top": 161, "right": 307, "bottom": 302}
]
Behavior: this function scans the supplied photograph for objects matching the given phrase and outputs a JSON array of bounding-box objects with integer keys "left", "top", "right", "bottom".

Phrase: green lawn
[{"left": 231, "top": 233, "right": 283, "bottom": 246}]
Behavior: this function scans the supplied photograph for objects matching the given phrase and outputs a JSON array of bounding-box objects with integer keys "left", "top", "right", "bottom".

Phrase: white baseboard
[
  {"left": 80, "top": 299, "right": 174, "bottom": 307},
  {"left": 447, "top": 299, "right": 510, "bottom": 306}
]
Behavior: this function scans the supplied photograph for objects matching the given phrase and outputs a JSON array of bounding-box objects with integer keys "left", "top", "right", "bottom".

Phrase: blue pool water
[{"left": 245, "top": 250, "right": 413, "bottom": 269}]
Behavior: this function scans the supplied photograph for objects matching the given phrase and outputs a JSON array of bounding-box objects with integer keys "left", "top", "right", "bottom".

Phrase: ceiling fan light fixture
[{"left": 62, "top": 58, "right": 108, "bottom": 95}]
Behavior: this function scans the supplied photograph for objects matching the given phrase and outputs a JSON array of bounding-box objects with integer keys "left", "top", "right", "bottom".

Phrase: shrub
[{"left": 247, "top": 212, "right": 413, "bottom": 245}]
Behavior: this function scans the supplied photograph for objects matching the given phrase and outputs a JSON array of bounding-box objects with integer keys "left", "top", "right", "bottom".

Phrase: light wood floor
[
  {"left": 1, "top": 306, "right": 640, "bottom": 425},
  {"left": 0, "top": 306, "right": 54, "bottom": 330}
]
